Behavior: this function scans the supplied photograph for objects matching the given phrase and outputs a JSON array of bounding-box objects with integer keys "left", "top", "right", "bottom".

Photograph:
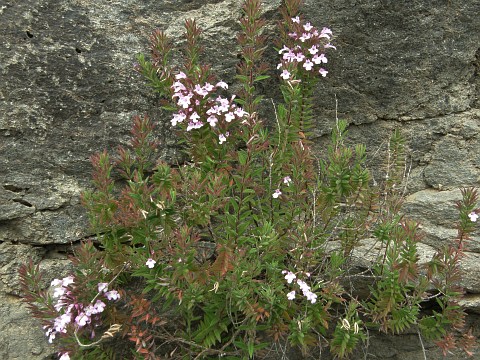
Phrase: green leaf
[
  {"left": 254, "top": 75, "right": 270, "bottom": 82},
  {"left": 238, "top": 150, "right": 248, "bottom": 166}
]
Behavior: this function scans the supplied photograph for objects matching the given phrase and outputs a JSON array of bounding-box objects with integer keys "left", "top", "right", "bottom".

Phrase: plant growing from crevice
[{"left": 20, "top": 0, "right": 477, "bottom": 359}]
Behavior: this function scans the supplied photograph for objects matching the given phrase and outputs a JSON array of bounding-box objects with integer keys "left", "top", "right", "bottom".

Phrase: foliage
[{"left": 20, "top": 0, "right": 477, "bottom": 359}]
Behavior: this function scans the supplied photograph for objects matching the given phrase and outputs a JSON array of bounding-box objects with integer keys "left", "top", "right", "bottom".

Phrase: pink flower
[
  {"left": 272, "top": 189, "right": 282, "bottom": 199},
  {"left": 172, "top": 81, "right": 186, "bottom": 94},
  {"left": 175, "top": 71, "right": 187, "bottom": 80},
  {"left": 194, "top": 84, "right": 209, "bottom": 97},
  {"left": 303, "top": 22, "right": 313, "bottom": 32},
  {"left": 324, "top": 43, "right": 337, "bottom": 50},
  {"left": 171, "top": 112, "right": 186, "bottom": 126},
  {"left": 92, "top": 300, "right": 106, "bottom": 314},
  {"left": 105, "top": 290, "right": 120, "bottom": 301},
  {"left": 280, "top": 69, "right": 291, "bottom": 80},
  {"left": 187, "top": 121, "right": 203, "bottom": 131},
  {"left": 287, "top": 291, "right": 296, "bottom": 300},
  {"left": 203, "top": 82, "right": 214, "bottom": 92},
  {"left": 283, "top": 176, "right": 292, "bottom": 185},
  {"left": 97, "top": 282, "right": 108, "bottom": 293},
  {"left": 177, "top": 92, "right": 193, "bottom": 108},
  {"left": 75, "top": 312, "right": 90, "bottom": 327},
  {"left": 53, "top": 313, "right": 71, "bottom": 333},
  {"left": 299, "top": 33, "right": 311, "bottom": 42},
  {"left": 303, "top": 59, "right": 314, "bottom": 71},
  {"left": 146, "top": 258, "right": 156, "bottom": 268}
]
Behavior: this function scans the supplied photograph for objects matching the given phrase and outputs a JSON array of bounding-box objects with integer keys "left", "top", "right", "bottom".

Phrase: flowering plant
[{"left": 20, "top": 0, "right": 477, "bottom": 359}]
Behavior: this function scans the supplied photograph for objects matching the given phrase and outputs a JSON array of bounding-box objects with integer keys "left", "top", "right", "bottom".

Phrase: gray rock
[{"left": 1, "top": 0, "right": 479, "bottom": 358}]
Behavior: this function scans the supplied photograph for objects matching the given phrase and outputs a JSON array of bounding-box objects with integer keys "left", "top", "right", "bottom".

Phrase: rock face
[{"left": 1, "top": 0, "right": 479, "bottom": 359}]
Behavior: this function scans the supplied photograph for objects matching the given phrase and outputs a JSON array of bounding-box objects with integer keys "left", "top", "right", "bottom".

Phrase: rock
[
  {"left": 461, "top": 252, "right": 480, "bottom": 294},
  {"left": 459, "top": 294, "right": 480, "bottom": 315},
  {"left": 0, "top": 0, "right": 479, "bottom": 358},
  {"left": 403, "top": 189, "right": 480, "bottom": 251},
  {"left": 0, "top": 295, "right": 54, "bottom": 360}
]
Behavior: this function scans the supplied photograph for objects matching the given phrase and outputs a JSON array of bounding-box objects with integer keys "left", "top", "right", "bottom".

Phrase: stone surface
[
  {"left": 403, "top": 188, "right": 480, "bottom": 251},
  {"left": 1, "top": 0, "right": 479, "bottom": 358}
]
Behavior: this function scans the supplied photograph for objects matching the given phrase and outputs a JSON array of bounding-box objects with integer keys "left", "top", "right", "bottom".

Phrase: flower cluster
[
  {"left": 171, "top": 72, "right": 248, "bottom": 143},
  {"left": 272, "top": 176, "right": 293, "bottom": 199},
  {"left": 278, "top": 16, "right": 335, "bottom": 80},
  {"left": 45, "top": 276, "right": 120, "bottom": 348},
  {"left": 282, "top": 270, "right": 317, "bottom": 304}
]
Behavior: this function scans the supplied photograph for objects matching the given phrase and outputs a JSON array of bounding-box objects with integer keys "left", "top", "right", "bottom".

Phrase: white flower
[
  {"left": 305, "top": 290, "right": 317, "bottom": 304},
  {"left": 283, "top": 176, "right": 292, "bottom": 185},
  {"left": 146, "top": 258, "right": 156, "bottom": 268},
  {"left": 272, "top": 189, "right": 282, "bottom": 198},
  {"left": 341, "top": 318, "right": 351, "bottom": 331},
  {"left": 51, "top": 278, "right": 62, "bottom": 287},
  {"left": 59, "top": 353, "right": 71, "bottom": 360},
  {"left": 190, "top": 112, "right": 200, "bottom": 122},
  {"left": 287, "top": 291, "right": 296, "bottom": 300},
  {"left": 62, "top": 276, "right": 75, "bottom": 287},
  {"left": 303, "top": 59, "right": 314, "bottom": 71},
  {"left": 319, "top": 68, "right": 328, "bottom": 77},
  {"left": 234, "top": 107, "right": 247, "bottom": 118},
  {"left": 280, "top": 69, "right": 291, "bottom": 80},
  {"left": 219, "top": 133, "right": 228, "bottom": 144},
  {"left": 468, "top": 212, "right": 478, "bottom": 222},
  {"left": 278, "top": 45, "right": 290, "bottom": 54},
  {"left": 303, "top": 22, "right": 313, "bottom": 32},
  {"left": 225, "top": 112, "right": 235, "bottom": 123},
  {"left": 309, "top": 45, "right": 319, "bottom": 55},
  {"left": 312, "top": 53, "right": 327, "bottom": 65},
  {"left": 207, "top": 115, "right": 218, "bottom": 127},
  {"left": 216, "top": 81, "right": 228, "bottom": 89},
  {"left": 320, "top": 27, "right": 333, "bottom": 39},
  {"left": 354, "top": 322, "right": 360, "bottom": 334},
  {"left": 284, "top": 271, "right": 296, "bottom": 284}
]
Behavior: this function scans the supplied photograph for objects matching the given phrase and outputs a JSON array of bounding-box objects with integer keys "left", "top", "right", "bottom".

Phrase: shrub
[{"left": 20, "top": 0, "right": 477, "bottom": 359}]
